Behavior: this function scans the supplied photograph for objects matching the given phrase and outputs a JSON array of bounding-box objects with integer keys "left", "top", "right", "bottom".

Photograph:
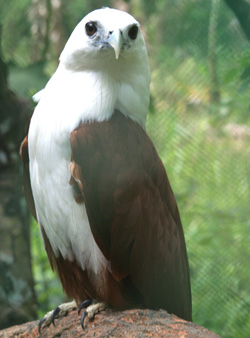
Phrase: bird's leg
[
  {"left": 38, "top": 300, "right": 77, "bottom": 332},
  {"left": 78, "top": 299, "right": 107, "bottom": 329}
]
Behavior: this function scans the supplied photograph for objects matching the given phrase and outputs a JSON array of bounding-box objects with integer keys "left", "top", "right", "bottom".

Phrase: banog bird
[{"left": 20, "top": 7, "right": 192, "bottom": 330}]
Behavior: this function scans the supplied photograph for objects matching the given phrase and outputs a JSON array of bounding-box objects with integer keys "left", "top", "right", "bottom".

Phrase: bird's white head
[
  {"left": 40, "top": 8, "right": 151, "bottom": 129},
  {"left": 60, "top": 8, "right": 148, "bottom": 70}
]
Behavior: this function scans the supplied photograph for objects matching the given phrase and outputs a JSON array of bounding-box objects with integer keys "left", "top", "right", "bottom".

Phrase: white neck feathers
[{"left": 34, "top": 59, "right": 149, "bottom": 134}]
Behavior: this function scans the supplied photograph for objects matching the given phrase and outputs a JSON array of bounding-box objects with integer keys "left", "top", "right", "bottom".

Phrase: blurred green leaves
[{"left": 2, "top": 0, "right": 250, "bottom": 337}]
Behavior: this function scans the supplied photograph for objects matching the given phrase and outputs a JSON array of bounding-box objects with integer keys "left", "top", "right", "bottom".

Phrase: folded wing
[{"left": 70, "top": 110, "right": 192, "bottom": 321}]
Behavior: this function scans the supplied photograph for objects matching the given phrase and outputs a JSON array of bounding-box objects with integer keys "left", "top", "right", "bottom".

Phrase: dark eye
[
  {"left": 85, "top": 22, "right": 97, "bottom": 36},
  {"left": 128, "top": 25, "right": 138, "bottom": 40}
]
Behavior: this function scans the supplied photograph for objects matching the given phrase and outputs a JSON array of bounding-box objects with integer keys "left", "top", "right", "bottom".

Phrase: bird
[{"left": 20, "top": 7, "right": 192, "bottom": 330}]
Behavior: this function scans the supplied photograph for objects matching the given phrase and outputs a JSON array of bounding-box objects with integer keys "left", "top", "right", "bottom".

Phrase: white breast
[
  {"left": 28, "top": 70, "right": 111, "bottom": 274},
  {"left": 28, "top": 58, "right": 149, "bottom": 276}
]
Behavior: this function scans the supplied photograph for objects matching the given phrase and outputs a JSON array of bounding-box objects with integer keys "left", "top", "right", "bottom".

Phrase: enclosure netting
[{"left": 1, "top": 1, "right": 249, "bottom": 337}]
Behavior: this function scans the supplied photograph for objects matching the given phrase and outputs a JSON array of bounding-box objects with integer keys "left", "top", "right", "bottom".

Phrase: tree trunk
[{"left": 0, "top": 27, "right": 37, "bottom": 329}]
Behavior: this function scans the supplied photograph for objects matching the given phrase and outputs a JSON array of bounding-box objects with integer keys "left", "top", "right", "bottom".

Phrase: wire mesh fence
[
  {"left": 146, "top": 1, "right": 250, "bottom": 337},
  {"left": 1, "top": 0, "right": 249, "bottom": 337}
]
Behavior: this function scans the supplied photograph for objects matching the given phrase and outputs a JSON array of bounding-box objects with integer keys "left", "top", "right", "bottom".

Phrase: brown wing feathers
[{"left": 70, "top": 110, "right": 192, "bottom": 320}]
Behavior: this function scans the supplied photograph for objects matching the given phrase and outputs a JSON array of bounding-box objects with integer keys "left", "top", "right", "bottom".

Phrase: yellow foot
[
  {"left": 38, "top": 300, "right": 77, "bottom": 332},
  {"left": 78, "top": 300, "right": 106, "bottom": 328}
]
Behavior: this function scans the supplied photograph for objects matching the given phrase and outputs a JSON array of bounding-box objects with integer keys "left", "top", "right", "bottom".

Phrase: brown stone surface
[{"left": 0, "top": 309, "right": 221, "bottom": 338}]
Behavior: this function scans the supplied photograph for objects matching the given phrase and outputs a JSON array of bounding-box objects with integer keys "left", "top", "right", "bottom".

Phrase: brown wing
[
  {"left": 20, "top": 115, "right": 37, "bottom": 220},
  {"left": 70, "top": 110, "right": 192, "bottom": 321}
]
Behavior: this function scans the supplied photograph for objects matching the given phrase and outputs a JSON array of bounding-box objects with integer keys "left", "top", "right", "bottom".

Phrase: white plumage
[{"left": 28, "top": 8, "right": 150, "bottom": 277}]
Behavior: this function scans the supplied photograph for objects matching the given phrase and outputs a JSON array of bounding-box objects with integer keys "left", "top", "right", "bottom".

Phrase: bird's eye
[
  {"left": 85, "top": 22, "right": 97, "bottom": 36},
  {"left": 128, "top": 25, "right": 138, "bottom": 40}
]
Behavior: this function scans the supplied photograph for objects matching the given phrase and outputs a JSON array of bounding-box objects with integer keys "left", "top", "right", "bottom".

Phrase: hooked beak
[{"left": 107, "top": 29, "right": 123, "bottom": 60}]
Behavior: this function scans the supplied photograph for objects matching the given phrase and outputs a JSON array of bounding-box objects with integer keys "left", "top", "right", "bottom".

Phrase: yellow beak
[{"left": 107, "top": 29, "right": 123, "bottom": 60}]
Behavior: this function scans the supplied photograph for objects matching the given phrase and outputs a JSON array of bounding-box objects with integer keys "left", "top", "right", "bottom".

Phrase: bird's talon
[
  {"left": 78, "top": 299, "right": 92, "bottom": 315},
  {"left": 51, "top": 306, "right": 60, "bottom": 326},
  {"left": 37, "top": 300, "right": 77, "bottom": 332},
  {"left": 38, "top": 317, "right": 46, "bottom": 334},
  {"left": 80, "top": 310, "right": 88, "bottom": 329}
]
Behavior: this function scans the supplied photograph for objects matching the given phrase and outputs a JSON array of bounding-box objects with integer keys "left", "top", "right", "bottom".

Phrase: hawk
[{"left": 20, "top": 7, "right": 192, "bottom": 330}]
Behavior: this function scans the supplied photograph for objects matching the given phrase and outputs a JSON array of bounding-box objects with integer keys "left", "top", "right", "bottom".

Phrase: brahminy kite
[{"left": 20, "top": 7, "right": 192, "bottom": 330}]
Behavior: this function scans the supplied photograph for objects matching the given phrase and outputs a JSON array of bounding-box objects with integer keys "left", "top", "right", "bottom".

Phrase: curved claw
[
  {"left": 80, "top": 310, "right": 88, "bottom": 329},
  {"left": 78, "top": 299, "right": 92, "bottom": 315},
  {"left": 51, "top": 306, "right": 60, "bottom": 326},
  {"left": 38, "top": 317, "right": 46, "bottom": 334}
]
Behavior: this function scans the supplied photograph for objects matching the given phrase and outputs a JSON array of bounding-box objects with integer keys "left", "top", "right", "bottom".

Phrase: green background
[{"left": 1, "top": 0, "right": 250, "bottom": 337}]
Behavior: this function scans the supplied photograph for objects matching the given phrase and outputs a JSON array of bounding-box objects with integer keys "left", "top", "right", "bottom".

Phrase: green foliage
[
  {"left": 147, "top": 2, "right": 250, "bottom": 336},
  {"left": 8, "top": 63, "right": 49, "bottom": 98},
  {"left": 147, "top": 107, "right": 250, "bottom": 337},
  {"left": 3, "top": 0, "right": 250, "bottom": 337},
  {"left": 61, "top": 0, "right": 111, "bottom": 34},
  {"left": 0, "top": 0, "right": 33, "bottom": 66}
]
